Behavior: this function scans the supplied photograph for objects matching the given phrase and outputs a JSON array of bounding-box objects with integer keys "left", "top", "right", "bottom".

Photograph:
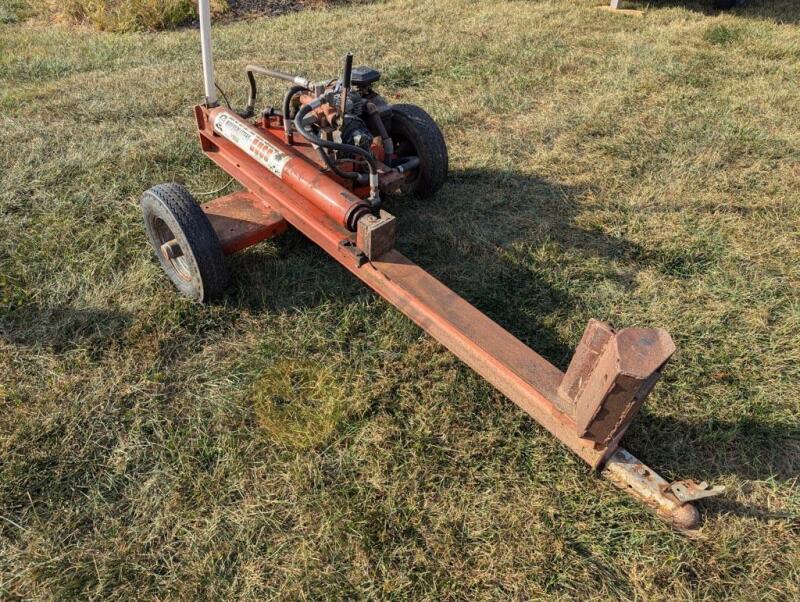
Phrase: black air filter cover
[{"left": 351, "top": 66, "right": 381, "bottom": 88}]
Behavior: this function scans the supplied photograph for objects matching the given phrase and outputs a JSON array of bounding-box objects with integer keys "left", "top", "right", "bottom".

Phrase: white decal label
[{"left": 213, "top": 112, "right": 291, "bottom": 178}]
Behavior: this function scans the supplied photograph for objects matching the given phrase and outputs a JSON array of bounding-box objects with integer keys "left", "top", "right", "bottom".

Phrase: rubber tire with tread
[
  {"left": 388, "top": 104, "right": 448, "bottom": 198},
  {"left": 140, "top": 183, "right": 229, "bottom": 302}
]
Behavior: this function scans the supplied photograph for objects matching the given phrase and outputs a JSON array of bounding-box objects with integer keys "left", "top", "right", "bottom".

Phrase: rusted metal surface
[
  {"left": 669, "top": 480, "right": 725, "bottom": 504},
  {"left": 356, "top": 209, "right": 396, "bottom": 260},
  {"left": 256, "top": 113, "right": 410, "bottom": 197},
  {"left": 558, "top": 319, "right": 615, "bottom": 412},
  {"left": 559, "top": 320, "right": 675, "bottom": 446},
  {"left": 194, "top": 102, "right": 672, "bottom": 469},
  {"left": 197, "top": 110, "right": 354, "bottom": 257},
  {"left": 160, "top": 239, "right": 182, "bottom": 261},
  {"left": 365, "top": 249, "right": 605, "bottom": 464},
  {"left": 602, "top": 448, "right": 701, "bottom": 531},
  {"left": 202, "top": 191, "right": 288, "bottom": 255},
  {"left": 261, "top": 115, "right": 321, "bottom": 165}
]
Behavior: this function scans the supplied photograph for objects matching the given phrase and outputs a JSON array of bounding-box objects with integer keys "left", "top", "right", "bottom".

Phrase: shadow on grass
[
  {"left": 229, "top": 168, "right": 649, "bottom": 371},
  {"left": 642, "top": 0, "right": 800, "bottom": 23},
  {"left": 0, "top": 305, "right": 132, "bottom": 353},
  {"left": 631, "top": 412, "right": 800, "bottom": 478},
  {"left": 228, "top": 167, "right": 797, "bottom": 516},
  {"left": 627, "top": 411, "right": 799, "bottom": 523}
]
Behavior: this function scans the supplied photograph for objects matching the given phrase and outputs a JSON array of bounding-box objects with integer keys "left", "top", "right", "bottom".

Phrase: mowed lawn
[{"left": 1, "top": 0, "right": 799, "bottom": 598}]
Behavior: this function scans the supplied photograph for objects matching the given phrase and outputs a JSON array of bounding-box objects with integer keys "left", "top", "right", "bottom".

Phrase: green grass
[
  {"left": 0, "top": 0, "right": 32, "bottom": 24},
  {"left": 1, "top": 0, "right": 799, "bottom": 598}
]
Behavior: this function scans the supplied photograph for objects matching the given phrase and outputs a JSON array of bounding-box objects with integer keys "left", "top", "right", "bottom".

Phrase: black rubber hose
[
  {"left": 292, "top": 100, "right": 367, "bottom": 184},
  {"left": 282, "top": 85, "right": 308, "bottom": 122},
  {"left": 294, "top": 102, "right": 379, "bottom": 177},
  {"left": 241, "top": 69, "right": 259, "bottom": 118},
  {"left": 316, "top": 147, "right": 367, "bottom": 185},
  {"left": 364, "top": 102, "right": 394, "bottom": 156},
  {"left": 284, "top": 90, "right": 366, "bottom": 184},
  {"left": 393, "top": 156, "right": 420, "bottom": 173}
]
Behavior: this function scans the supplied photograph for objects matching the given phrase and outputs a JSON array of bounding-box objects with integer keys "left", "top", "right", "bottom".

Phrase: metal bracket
[
  {"left": 338, "top": 239, "right": 367, "bottom": 267},
  {"left": 669, "top": 480, "right": 726, "bottom": 504},
  {"left": 356, "top": 210, "right": 396, "bottom": 261},
  {"left": 602, "top": 449, "right": 698, "bottom": 530},
  {"left": 602, "top": 449, "right": 725, "bottom": 531}
]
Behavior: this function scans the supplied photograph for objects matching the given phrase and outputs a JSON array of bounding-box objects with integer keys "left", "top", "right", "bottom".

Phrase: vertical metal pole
[
  {"left": 198, "top": 0, "right": 217, "bottom": 106},
  {"left": 338, "top": 52, "right": 353, "bottom": 125}
]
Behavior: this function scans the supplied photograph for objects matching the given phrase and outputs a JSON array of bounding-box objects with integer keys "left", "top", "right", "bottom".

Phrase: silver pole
[{"left": 198, "top": 0, "right": 217, "bottom": 105}]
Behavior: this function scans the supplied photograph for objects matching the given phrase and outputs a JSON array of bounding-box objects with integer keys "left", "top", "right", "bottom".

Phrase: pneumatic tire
[
  {"left": 140, "top": 183, "right": 229, "bottom": 303},
  {"left": 388, "top": 104, "right": 448, "bottom": 198}
]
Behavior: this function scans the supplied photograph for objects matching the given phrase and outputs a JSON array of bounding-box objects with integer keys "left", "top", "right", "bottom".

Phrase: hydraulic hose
[
  {"left": 282, "top": 85, "right": 309, "bottom": 144},
  {"left": 364, "top": 102, "right": 394, "bottom": 156},
  {"left": 394, "top": 156, "right": 420, "bottom": 173},
  {"left": 316, "top": 146, "right": 368, "bottom": 185},
  {"left": 284, "top": 89, "right": 365, "bottom": 183},
  {"left": 282, "top": 86, "right": 308, "bottom": 121},
  {"left": 294, "top": 101, "right": 380, "bottom": 202}
]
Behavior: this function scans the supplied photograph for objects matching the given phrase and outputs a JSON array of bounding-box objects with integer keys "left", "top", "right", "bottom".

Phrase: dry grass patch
[
  {"left": 252, "top": 359, "right": 357, "bottom": 449},
  {"left": 14, "top": 0, "right": 355, "bottom": 31},
  {"left": 38, "top": 0, "right": 230, "bottom": 31}
]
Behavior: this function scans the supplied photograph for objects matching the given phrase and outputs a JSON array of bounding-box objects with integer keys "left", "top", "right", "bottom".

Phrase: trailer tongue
[{"left": 139, "top": 0, "right": 723, "bottom": 531}]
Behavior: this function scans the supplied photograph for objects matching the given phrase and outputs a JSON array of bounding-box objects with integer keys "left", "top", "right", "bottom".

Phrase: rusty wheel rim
[{"left": 151, "top": 216, "right": 192, "bottom": 283}]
